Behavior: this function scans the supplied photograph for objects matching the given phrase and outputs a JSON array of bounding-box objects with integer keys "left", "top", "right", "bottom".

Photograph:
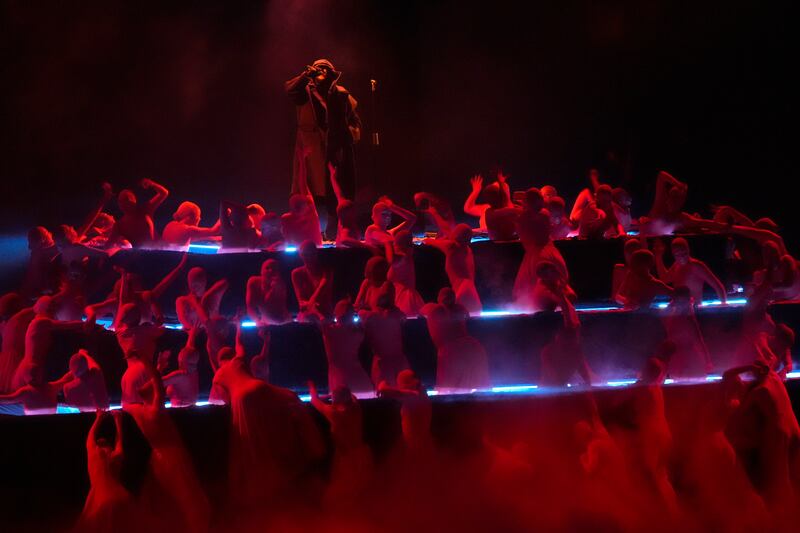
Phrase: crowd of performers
[{"left": 2, "top": 167, "right": 800, "bottom": 530}]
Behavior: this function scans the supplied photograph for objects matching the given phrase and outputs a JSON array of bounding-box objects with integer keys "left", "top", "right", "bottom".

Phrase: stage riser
[
  {"left": 31, "top": 303, "right": 797, "bottom": 401},
  {"left": 106, "top": 234, "right": 732, "bottom": 317},
  {"left": 3, "top": 380, "right": 800, "bottom": 528}
]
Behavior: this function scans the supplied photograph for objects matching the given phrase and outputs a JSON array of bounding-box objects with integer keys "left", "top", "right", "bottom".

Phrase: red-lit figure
[
  {"left": 281, "top": 144, "right": 323, "bottom": 247},
  {"left": 355, "top": 256, "right": 390, "bottom": 311},
  {"left": 12, "top": 295, "right": 94, "bottom": 390},
  {"left": 426, "top": 223, "right": 483, "bottom": 314},
  {"left": 321, "top": 299, "right": 373, "bottom": 394},
  {"left": 291, "top": 240, "right": 333, "bottom": 322},
  {"left": 539, "top": 286, "right": 592, "bottom": 386},
  {"left": 359, "top": 284, "right": 410, "bottom": 386},
  {"left": 64, "top": 350, "right": 109, "bottom": 412},
  {"left": 421, "top": 287, "right": 490, "bottom": 392},
  {"left": 662, "top": 287, "right": 714, "bottom": 378},
  {"left": 654, "top": 237, "right": 727, "bottom": 305},
  {"left": 514, "top": 188, "right": 568, "bottom": 311},
  {"left": 0, "top": 293, "right": 34, "bottom": 393},
  {"left": 377, "top": 369, "right": 433, "bottom": 453},
  {"left": 308, "top": 381, "right": 373, "bottom": 503},
  {"left": 107, "top": 178, "right": 169, "bottom": 248},
  {"left": 364, "top": 196, "right": 417, "bottom": 250},
  {"left": 286, "top": 59, "right": 361, "bottom": 240},
  {"left": 614, "top": 249, "right": 674, "bottom": 309},
  {"left": 246, "top": 259, "right": 292, "bottom": 326},
  {"left": 162, "top": 201, "right": 220, "bottom": 247},
  {"left": 161, "top": 329, "right": 200, "bottom": 408},
  {"left": 388, "top": 230, "right": 425, "bottom": 317},
  {"left": 0, "top": 365, "right": 71, "bottom": 415}
]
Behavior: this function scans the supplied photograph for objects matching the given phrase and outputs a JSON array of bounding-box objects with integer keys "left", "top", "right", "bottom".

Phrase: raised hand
[{"left": 470, "top": 175, "right": 483, "bottom": 192}]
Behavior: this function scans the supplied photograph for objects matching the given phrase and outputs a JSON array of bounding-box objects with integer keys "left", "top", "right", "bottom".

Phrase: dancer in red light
[
  {"left": 725, "top": 361, "right": 800, "bottom": 520},
  {"left": 463, "top": 173, "right": 516, "bottom": 237},
  {"left": 176, "top": 267, "right": 229, "bottom": 330},
  {"left": 359, "top": 284, "right": 410, "bottom": 386},
  {"left": 291, "top": 240, "right": 333, "bottom": 322},
  {"left": 282, "top": 145, "right": 323, "bottom": 247},
  {"left": 286, "top": 59, "right": 361, "bottom": 240},
  {"left": 364, "top": 196, "right": 417, "bottom": 250},
  {"left": 76, "top": 410, "right": 153, "bottom": 532},
  {"left": 528, "top": 260, "right": 577, "bottom": 312},
  {"left": 421, "top": 287, "right": 490, "bottom": 392},
  {"left": 85, "top": 254, "right": 187, "bottom": 326},
  {"left": 64, "top": 350, "right": 109, "bottom": 412},
  {"left": 539, "top": 286, "right": 592, "bottom": 386},
  {"left": 467, "top": 173, "right": 519, "bottom": 240},
  {"left": 219, "top": 200, "right": 261, "bottom": 249},
  {"left": 611, "top": 238, "right": 644, "bottom": 301},
  {"left": 614, "top": 249, "right": 674, "bottom": 309},
  {"left": 754, "top": 323, "right": 794, "bottom": 378},
  {"left": 377, "top": 369, "right": 433, "bottom": 453},
  {"left": 107, "top": 178, "right": 169, "bottom": 248},
  {"left": 388, "top": 229, "right": 425, "bottom": 317},
  {"left": 577, "top": 184, "right": 624, "bottom": 239},
  {"left": 355, "top": 256, "right": 390, "bottom": 311},
  {"left": 654, "top": 237, "right": 727, "bottom": 305},
  {"left": 307, "top": 381, "right": 373, "bottom": 504},
  {"left": 21, "top": 226, "right": 60, "bottom": 300},
  {"left": 161, "top": 201, "right": 220, "bottom": 247},
  {"left": 175, "top": 266, "right": 230, "bottom": 370},
  {"left": 249, "top": 326, "right": 271, "bottom": 382},
  {"left": 124, "top": 350, "right": 210, "bottom": 533},
  {"left": 612, "top": 356, "right": 680, "bottom": 519},
  {"left": 514, "top": 188, "right": 568, "bottom": 311},
  {"left": 12, "top": 295, "right": 96, "bottom": 390},
  {"left": 0, "top": 293, "right": 34, "bottom": 393},
  {"left": 320, "top": 299, "right": 372, "bottom": 394},
  {"left": 570, "top": 168, "right": 604, "bottom": 223},
  {"left": 414, "top": 191, "right": 456, "bottom": 238},
  {"left": 246, "top": 259, "right": 292, "bottom": 326},
  {"left": 211, "top": 330, "right": 325, "bottom": 510},
  {"left": 0, "top": 364, "right": 72, "bottom": 415},
  {"left": 115, "top": 302, "right": 164, "bottom": 362},
  {"left": 546, "top": 196, "right": 573, "bottom": 240},
  {"left": 160, "top": 329, "right": 200, "bottom": 408},
  {"left": 662, "top": 286, "right": 714, "bottom": 378},
  {"left": 426, "top": 223, "right": 482, "bottom": 314},
  {"left": 328, "top": 162, "right": 369, "bottom": 249}
]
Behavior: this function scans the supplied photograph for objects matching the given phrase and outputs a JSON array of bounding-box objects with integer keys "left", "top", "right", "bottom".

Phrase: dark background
[{"left": 0, "top": 0, "right": 794, "bottom": 246}]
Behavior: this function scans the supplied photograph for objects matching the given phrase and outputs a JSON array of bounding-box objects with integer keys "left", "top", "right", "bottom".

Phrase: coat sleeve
[{"left": 285, "top": 72, "right": 310, "bottom": 105}]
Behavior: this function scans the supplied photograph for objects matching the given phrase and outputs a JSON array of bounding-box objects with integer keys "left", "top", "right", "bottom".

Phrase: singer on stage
[{"left": 285, "top": 59, "right": 362, "bottom": 239}]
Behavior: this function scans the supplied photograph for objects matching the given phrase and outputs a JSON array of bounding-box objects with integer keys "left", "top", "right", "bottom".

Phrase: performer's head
[
  {"left": 311, "top": 58, "right": 336, "bottom": 84},
  {"left": 452, "top": 224, "right": 473, "bottom": 246},
  {"left": 260, "top": 258, "right": 280, "bottom": 280},
  {"left": 298, "top": 240, "right": 318, "bottom": 265},
  {"left": 437, "top": 287, "right": 456, "bottom": 307},
  {"left": 187, "top": 267, "right": 207, "bottom": 296},
  {"left": 334, "top": 298, "right": 355, "bottom": 324},
  {"left": 365, "top": 256, "right": 389, "bottom": 284},
  {"left": 372, "top": 202, "right": 392, "bottom": 230},
  {"left": 629, "top": 249, "right": 655, "bottom": 275},
  {"left": 289, "top": 193, "right": 313, "bottom": 216},
  {"left": 670, "top": 238, "right": 690, "bottom": 265},
  {"left": 118, "top": 189, "right": 138, "bottom": 215},
  {"left": 173, "top": 201, "right": 201, "bottom": 225}
]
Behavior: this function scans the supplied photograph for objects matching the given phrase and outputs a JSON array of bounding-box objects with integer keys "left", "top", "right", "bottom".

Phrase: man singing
[{"left": 286, "top": 59, "right": 362, "bottom": 240}]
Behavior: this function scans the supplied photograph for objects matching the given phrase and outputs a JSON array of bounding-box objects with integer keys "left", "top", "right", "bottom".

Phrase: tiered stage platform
[{"left": 1, "top": 233, "right": 799, "bottom": 528}]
